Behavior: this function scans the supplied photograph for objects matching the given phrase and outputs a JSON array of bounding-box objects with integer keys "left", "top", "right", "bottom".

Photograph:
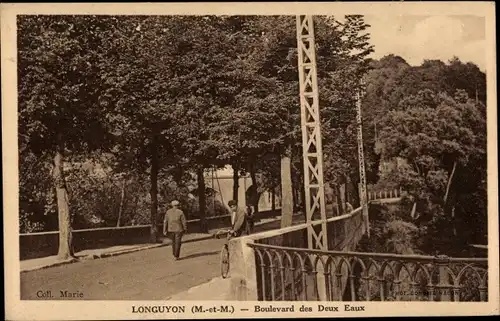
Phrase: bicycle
[{"left": 215, "top": 229, "right": 232, "bottom": 279}]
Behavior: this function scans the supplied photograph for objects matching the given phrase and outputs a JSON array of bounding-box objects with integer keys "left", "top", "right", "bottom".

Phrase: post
[
  {"left": 211, "top": 167, "right": 216, "bottom": 214},
  {"left": 355, "top": 81, "right": 369, "bottom": 237},
  {"left": 479, "top": 286, "right": 487, "bottom": 301},
  {"left": 229, "top": 237, "right": 259, "bottom": 300},
  {"left": 296, "top": 15, "right": 328, "bottom": 301},
  {"left": 358, "top": 183, "right": 362, "bottom": 208},
  {"left": 243, "top": 174, "right": 248, "bottom": 208},
  {"left": 435, "top": 255, "right": 451, "bottom": 301}
]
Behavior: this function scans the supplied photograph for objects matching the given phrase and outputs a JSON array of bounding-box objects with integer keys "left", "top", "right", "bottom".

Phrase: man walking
[{"left": 163, "top": 200, "right": 187, "bottom": 260}]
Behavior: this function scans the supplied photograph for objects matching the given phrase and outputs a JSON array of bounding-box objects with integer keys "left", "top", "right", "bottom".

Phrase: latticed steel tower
[
  {"left": 356, "top": 81, "right": 370, "bottom": 236},
  {"left": 296, "top": 16, "right": 328, "bottom": 250}
]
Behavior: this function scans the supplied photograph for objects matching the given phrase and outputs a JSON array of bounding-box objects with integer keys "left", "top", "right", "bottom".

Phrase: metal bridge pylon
[
  {"left": 356, "top": 82, "right": 370, "bottom": 237},
  {"left": 296, "top": 15, "right": 328, "bottom": 251}
]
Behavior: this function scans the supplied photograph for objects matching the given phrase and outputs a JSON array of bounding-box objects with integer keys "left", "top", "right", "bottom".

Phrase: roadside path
[
  {"left": 21, "top": 214, "right": 305, "bottom": 300},
  {"left": 21, "top": 237, "right": 225, "bottom": 300}
]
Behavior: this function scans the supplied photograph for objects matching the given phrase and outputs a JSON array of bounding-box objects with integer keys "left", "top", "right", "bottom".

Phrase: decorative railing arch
[{"left": 248, "top": 243, "right": 488, "bottom": 302}]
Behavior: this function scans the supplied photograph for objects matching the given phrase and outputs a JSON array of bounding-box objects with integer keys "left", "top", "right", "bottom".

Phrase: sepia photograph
[{"left": 2, "top": 2, "right": 498, "bottom": 319}]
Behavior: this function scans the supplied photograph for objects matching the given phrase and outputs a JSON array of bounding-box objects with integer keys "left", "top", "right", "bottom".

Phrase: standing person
[
  {"left": 163, "top": 200, "right": 187, "bottom": 261},
  {"left": 245, "top": 205, "right": 255, "bottom": 235},
  {"left": 228, "top": 200, "right": 247, "bottom": 238}
]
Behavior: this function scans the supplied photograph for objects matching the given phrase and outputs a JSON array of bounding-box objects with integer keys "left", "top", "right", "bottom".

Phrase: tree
[
  {"left": 377, "top": 89, "right": 486, "bottom": 255},
  {"left": 361, "top": 55, "right": 411, "bottom": 182},
  {"left": 19, "top": 151, "right": 56, "bottom": 233},
  {"left": 170, "top": 16, "right": 261, "bottom": 230},
  {"left": 18, "top": 16, "right": 114, "bottom": 258},
  {"left": 444, "top": 57, "right": 486, "bottom": 104},
  {"left": 227, "top": 15, "right": 375, "bottom": 225},
  {"left": 314, "top": 15, "right": 374, "bottom": 208},
  {"left": 98, "top": 16, "right": 195, "bottom": 241}
]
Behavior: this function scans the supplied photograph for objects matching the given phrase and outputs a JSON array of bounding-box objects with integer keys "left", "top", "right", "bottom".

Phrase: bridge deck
[
  {"left": 21, "top": 237, "right": 226, "bottom": 300},
  {"left": 21, "top": 215, "right": 306, "bottom": 300}
]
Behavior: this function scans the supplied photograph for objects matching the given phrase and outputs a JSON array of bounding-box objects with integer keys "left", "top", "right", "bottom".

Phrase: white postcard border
[{"left": 2, "top": 2, "right": 498, "bottom": 319}]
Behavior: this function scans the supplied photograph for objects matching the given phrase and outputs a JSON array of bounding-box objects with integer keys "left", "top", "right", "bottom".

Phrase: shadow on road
[{"left": 180, "top": 251, "right": 220, "bottom": 260}]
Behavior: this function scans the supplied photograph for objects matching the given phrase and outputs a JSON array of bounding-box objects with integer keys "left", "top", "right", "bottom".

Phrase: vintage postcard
[{"left": 2, "top": 1, "right": 499, "bottom": 320}]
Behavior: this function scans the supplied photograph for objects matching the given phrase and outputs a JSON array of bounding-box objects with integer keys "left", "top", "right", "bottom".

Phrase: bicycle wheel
[{"left": 220, "top": 244, "right": 230, "bottom": 279}]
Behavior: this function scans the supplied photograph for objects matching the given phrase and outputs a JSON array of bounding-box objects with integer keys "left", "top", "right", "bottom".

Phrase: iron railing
[
  {"left": 248, "top": 243, "right": 488, "bottom": 302},
  {"left": 255, "top": 208, "right": 364, "bottom": 251},
  {"left": 367, "top": 188, "right": 403, "bottom": 201}
]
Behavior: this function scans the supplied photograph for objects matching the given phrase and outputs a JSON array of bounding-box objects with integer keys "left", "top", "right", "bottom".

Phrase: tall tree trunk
[
  {"left": 299, "top": 175, "right": 305, "bottom": 211},
  {"left": 211, "top": 167, "right": 215, "bottom": 215},
  {"left": 132, "top": 194, "right": 139, "bottom": 224},
  {"left": 249, "top": 162, "right": 259, "bottom": 213},
  {"left": 413, "top": 160, "right": 421, "bottom": 176},
  {"left": 232, "top": 162, "right": 239, "bottom": 202},
  {"left": 443, "top": 160, "right": 457, "bottom": 206},
  {"left": 116, "top": 178, "right": 127, "bottom": 227},
  {"left": 339, "top": 183, "right": 346, "bottom": 214},
  {"left": 291, "top": 183, "right": 298, "bottom": 211},
  {"left": 281, "top": 145, "right": 294, "bottom": 228},
  {"left": 271, "top": 188, "right": 276, "bottom": 211},
  {"left": 346, "top": 175, "right": 353, "bottom": 206},
  {"left": 451, "top": 206, "right": 457, "bottom": 236},
  {"left": 298, "top": 154, "right": 305, "bottom": 211},
  {"left": 292, "top": 168, "right": 301, "bottom": 212},
  {"left": 335, "top": 187, "right": 341, "bottom": 216},
  {"left": 353, "top": 175, "right": 361, "bottom": 207},
  {"left": 149, "top": 135, "right": 159, "bottom": 243},
  {"left": 174, "top": 164, "right": 183, "bottom": 184},
  {"left": 410, "top": 202, "right": 417, "bottom": 219},
  {"left": 53, "top": 134, "right": 73, "bottom": 260},
  {"left": 197, "top": 166, "right": 208, "bottom": 233}
]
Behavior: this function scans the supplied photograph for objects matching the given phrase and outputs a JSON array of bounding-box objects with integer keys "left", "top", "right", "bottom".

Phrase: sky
[{"left": 361, "top": 15, "right": 486, "bottom": 70}]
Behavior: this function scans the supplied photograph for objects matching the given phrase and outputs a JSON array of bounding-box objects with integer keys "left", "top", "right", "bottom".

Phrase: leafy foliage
[
  {"left": 18, "top": 15, "right": 487, "bottom": 258},
  {"left": 375, "top": 90, "right": 486, "bottom": 255}
]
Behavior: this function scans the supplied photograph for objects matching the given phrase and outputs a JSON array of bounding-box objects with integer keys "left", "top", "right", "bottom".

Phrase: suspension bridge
[
  {"left": 227, "top": 15, "right": 487, "bottom": 303},
  {"left": 19, "top": 15, "right": 488, "bottom": 303}
]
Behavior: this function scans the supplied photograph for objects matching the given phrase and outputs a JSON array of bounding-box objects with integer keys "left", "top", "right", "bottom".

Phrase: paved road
[
  {"left": 21, "top": 215, "right": 306, "bottom": 301},
  {"left": 21, "top": 237, "right": 226, "bottom": 300}
]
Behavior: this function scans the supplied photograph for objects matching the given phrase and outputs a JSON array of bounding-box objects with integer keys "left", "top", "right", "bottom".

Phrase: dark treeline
[{"left": 359, "top": 55, "right": 487, "bottom": 257}]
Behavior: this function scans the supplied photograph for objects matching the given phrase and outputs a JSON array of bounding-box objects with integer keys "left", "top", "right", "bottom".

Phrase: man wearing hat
[{"left": 163, "top": 200, "right": 187, "bottom": 260}]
